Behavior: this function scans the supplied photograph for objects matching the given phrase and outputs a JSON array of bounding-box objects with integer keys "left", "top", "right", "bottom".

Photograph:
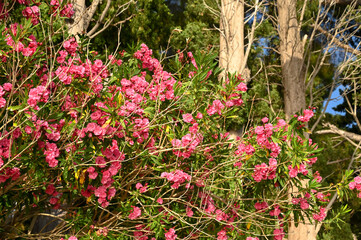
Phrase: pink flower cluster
[
  {"left": 134, "top": 224, "right": 151, "bottom": 240},
  {"left": 60, "top": 3, "right": 74, "bottom": 18},
  {"left": 288, "top": 164, "right": 308, "bottom": 178},
  {"left": 161, "top": 170, "right": 191, "bottom": 189},
  {"left": 252, "top": 158, "right": 277, "bottom": 182},
  {"left": 28, "top": 85, "right": 50, "bottom": 109},
  {"left": 269, "top": 205, "right": 281, "bottom": 217},
  {"left": 129, "top": 206, "right": 142, "bottom": 220},
  {"left": 136, "top": 182, "right": 148, "bottom": 193},
  {"left": 0, "top": 167, "right": 20, "bottom": 183},
  {"left": 253, "top": 122, "right": 281, "bottom": 158},
  {"left": 5, "top": 24, "right": 38, "bottom": 57},
  {"left": 207, "top": 100, "right": 225, "bottom": 116},
  {"left": 45, "top": 184, "right": 61, "bottom": 208},
  {"left": 254, "top": 201, "right": 268, "bottom": 211},
  {"left": 291, "top": 195, "right": 310, "bottom": 210},
  {"left": 94, "top": 186, "right": 116, "bottom": 207},
  {"left": 165, "top": 227, "right": 177, "bottom": 240},
  {"left": 22, "top": 6, "right": 39, "bottom": 25},
  {"left": 0, "top": 135, "right": 11, "bottom": 168},
  {"left": 44, "top": 142, "right": 60, "bottom": 167},
  {"left": 349, "top": 176, "right": 361, "bottom": 198},
  {"left": 199, "top": 192, "right": 216, "bottom": 213},
  {"left": 217, "top": 229, "right": 228, "bottom": 240},
  {"left": 171, "top": 133, "right": 203, "bottom": 158},
  {"left": 274, "top": 228, "right": 285, "bottom": 240},
  {"left": 312, "top": 207, "right": 326, "bottom": 221},
  {"left": 0, "top": 84, "right": 11, "bottom": 108},
  {"left": 297, "top": 109, "right": 314, "bottom": 122}
]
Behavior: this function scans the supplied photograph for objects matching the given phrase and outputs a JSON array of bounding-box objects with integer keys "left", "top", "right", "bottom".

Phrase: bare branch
[
  {"left": 316, "top": 123, "right": 361, "bottom": 142},
  {"left": 314, "top": 24, "right": 361, "bottom": 56},
  {"left": 86, "top": 0, "right": 112, "bottom": 37}
]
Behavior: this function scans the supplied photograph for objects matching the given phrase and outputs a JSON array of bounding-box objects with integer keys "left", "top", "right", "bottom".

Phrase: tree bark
[
  {"left": 219, "top": 0, "right": 250, "bottom": 81},
  {"left": 277, "top": 0, "right": 306, "bottom": 120},
  {"left": 277, "top": 1, "right": 316, "bottom": 239},
  {"left": 68, "top": 0, "right": 87, "bottom": 36}
]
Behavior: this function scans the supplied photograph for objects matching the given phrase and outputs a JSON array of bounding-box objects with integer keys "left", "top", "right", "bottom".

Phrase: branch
[
  {"left": 86, "top": 0, "right": 111, "bottom": 37},
  {"left": 316, "top": 123, "right": 361, "bottom": 142},
  {"left": 314, "top": 25, "right": 361, "bottom": 56},
  {"left": 322, "top": 0, "right": 361, "bottom": 5},
  {"left": 87, "top": 0, "right": 101, "bottom": 21}
]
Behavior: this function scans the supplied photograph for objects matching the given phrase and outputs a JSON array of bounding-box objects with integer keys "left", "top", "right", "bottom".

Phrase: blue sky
[{"left": 323, "top": 85, "right": 345, "bottom": 115}]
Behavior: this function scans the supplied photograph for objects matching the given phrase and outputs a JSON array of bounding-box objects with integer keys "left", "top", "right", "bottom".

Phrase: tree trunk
[
  {"left": 277, "top": 1, "right": 316, "bottom": 239},
  {"left": 277, "top": 0, "right": 306, "bottom": 120},
  {"left": 68, "top": 0, "right": 87, "bottom": 36},
  {"left": 219, "top": 0, "right": 250, "bottom": 81}
]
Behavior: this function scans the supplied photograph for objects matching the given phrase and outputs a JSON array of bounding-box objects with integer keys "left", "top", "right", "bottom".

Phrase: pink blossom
[
  {"left": 129, "top": 206, "right": 142, "bottom": 220},
  {"left": 182, "top": 113, "right": 193, "bottom": 123},
  {"left": 3, "top": 83, "right": 12, "bottom": 91},
  {"left": 0, "top": 98, "right": 6, "bottom": 108},
  {"left": 68, "top": 237, "right": 78, "bottom": 240},
  {"left": 217, "top": 230, "right": 228, "bottom": 240},
  {"left": 355, "top": 176, "right": 361, "bottom": 184},
  {"left": 297, "top": 109, "right": 314, "bottom": 122},
  {"left": 87, "top": 167, "right": 98, "bottom": 179},
  {"left": 165, "top": 228, "right": 177, "bottom": 240},
  {"left": 273, "top": 228, "right": 285, "bottom": 240},
  {"left": 313, "top": 207, "right": 326, "bottom": 222},
  {"left": 186, "top": 206, "right": 193, "bottom": 217},
  {"left": 196, "top": 112, "right": 203, "bottom": 119},
  {"left": 261, "top": 117, "right": 269, "bottom": 123},
  {"left": 236, "top": 82, "right": 247, "bottom": 92},
  {"left": 94, "top": 186, "right": 107, "bottom": 198},
  {"left": 157, "top": 198, "right": 163, "bottom": 204},
  {"left": 254, "top": 201, "right": 268, "bottom": 211},
  {"left": 49, "top": 197, "right": 58, "bottom": 205}
]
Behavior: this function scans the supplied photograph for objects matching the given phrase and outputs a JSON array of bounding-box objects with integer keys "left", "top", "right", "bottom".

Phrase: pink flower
[
  {"left": 94, "top": 186, "right": 107, "bottom": 198},
  {"left": 217, "top": 230, "right": 228, "bottom": 240},
  {"left": 236, "top": 82, "right": 247, "bottom": 92},
  {"left": 354, "top": 176, "right": 361, "bottom": 184},
  {"left": 313, "top": 207, "right": 326, "bottom": 222},
  {"left": 0, "top": 98, "right": 6, "bottom": 108},
  {"left": 186, "top": 206, "right": 193, "bottom": 217},
  {"left": 3, "top": 83, "right": 12, "bottom": 91},
  {"left": 261, "top": 117, "right": 269, "bottom": 123},
  {"left": 165, "top": 228, "right": 177, "bottom": 240},
  {"left": 273, "top": 228, "right": 285, "bottom": 240},
  {"left": 182, "top": 113, "right": 193, "bottom": 123},
  {"left": 349, "top": 181, "right": 356, "bottom": 190},
  {"left": 49, "top": 197, "right": 58, "bottom": 205},
  {"left": 297, "top": 109, "right": 314, "bottom": 122},
  {"left": 87, "top": 167, "right": 98, "bottom": 179},
  {"left": 129, "top": 206, "right": 141, "bottom": 220},
  {"left": 254, "top": 201, "right": 268, "bottom": 211},
  {"left": 68, "top": 237, "right": 78, "bottom": 240},
  {"left": 157, "top": 198, "right": 163, "bottom": 204},
  {"left": 196, "top": 112, "right": 203, "bottom": 119},
  {"left": 45, "top": 184, "right": 56, "bottom": 195}
]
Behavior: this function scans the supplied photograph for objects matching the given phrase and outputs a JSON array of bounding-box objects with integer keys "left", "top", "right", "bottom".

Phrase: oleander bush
[{"left": 0, "top": 1, "right": 356, "bottom": 240}]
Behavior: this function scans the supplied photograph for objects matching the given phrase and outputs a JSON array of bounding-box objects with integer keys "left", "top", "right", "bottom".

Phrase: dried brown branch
[
  {"left": 313, "top": 24, "right": 361, "bottom": 56},
  {"left": 316, "top": 123, "right": 361, "bottom": 142}
]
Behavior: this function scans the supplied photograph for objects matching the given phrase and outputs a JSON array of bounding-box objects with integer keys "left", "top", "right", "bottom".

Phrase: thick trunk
[
  {"left": 219, "top": 0, "right": 250, "bottom": 81},
  {"left": 277, "top": 1, "right": 316, "bottom": 239},
  {"left": 277, "top": 0, "right": 306, "bottom": 120},
  {"left": 68, "top": 0, "right": 87, "bottom": 36}
]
